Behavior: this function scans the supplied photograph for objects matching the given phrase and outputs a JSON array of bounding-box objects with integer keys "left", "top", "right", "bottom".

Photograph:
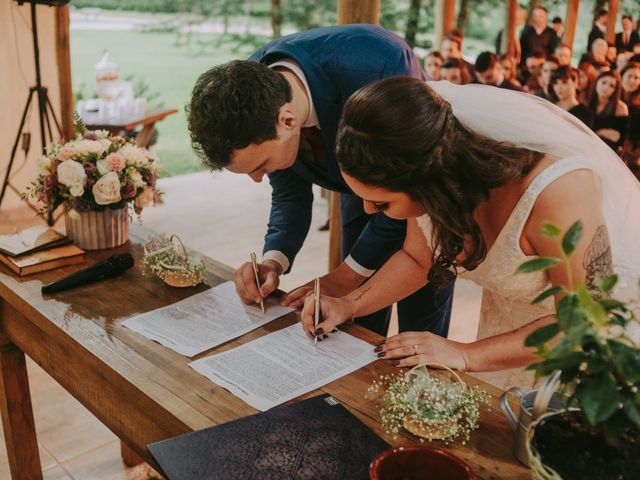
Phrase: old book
[
  {"left": 0, "top": 226, "right": 70, "bottom": 257},
  {"left": 0, "top": 244, "right": 85, "bottom": 276},
  {"left": 148, "top": 394, "right": 390, "bottom": 480}
]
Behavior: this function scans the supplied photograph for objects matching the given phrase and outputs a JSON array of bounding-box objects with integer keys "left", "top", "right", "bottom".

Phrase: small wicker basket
[
  {"left": 142, "top": 234, "right": 206, "bottom": 287},
  {"left": 402, "top": 363, "right": 467, "bottom": 441}
]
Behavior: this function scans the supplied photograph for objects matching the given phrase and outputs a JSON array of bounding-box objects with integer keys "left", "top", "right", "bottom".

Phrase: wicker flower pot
[
  {"left": 527, "top": 412, "right": 564, "bottom": 480},
  {"left": 65, "top": 208, "right": 129, "bottom": 250}
]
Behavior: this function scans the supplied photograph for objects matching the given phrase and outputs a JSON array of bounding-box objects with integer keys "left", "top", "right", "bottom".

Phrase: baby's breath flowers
[
  {"left": 368, "top": 365, "right": 490, "bottom": 444},
  {"left": 142, "top": 235, "right": 206, "bottom": 287}
]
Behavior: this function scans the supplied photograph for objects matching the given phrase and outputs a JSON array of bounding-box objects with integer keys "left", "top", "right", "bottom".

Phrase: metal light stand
[{"left": 0, "top": 1, "right": 63, "bottom": 224}]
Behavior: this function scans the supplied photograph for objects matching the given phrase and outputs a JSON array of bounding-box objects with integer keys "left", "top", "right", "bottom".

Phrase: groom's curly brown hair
[{"left": 187, "top": 60, "right": 292, "bottom": 170}]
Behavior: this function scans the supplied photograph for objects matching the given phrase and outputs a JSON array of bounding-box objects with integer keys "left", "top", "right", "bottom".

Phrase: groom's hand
[{"left": 235, "top": 259, "right": 282, "bottom": 306}]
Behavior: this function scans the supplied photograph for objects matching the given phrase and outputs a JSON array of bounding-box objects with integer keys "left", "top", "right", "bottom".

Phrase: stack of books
[{"left": 0, "top": 226, "right": 85, "bottom": 276}]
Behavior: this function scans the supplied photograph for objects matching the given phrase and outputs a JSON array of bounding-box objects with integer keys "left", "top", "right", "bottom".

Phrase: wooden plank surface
[{"left": 0, "top": 223, "right": 529, "bottom": 479}]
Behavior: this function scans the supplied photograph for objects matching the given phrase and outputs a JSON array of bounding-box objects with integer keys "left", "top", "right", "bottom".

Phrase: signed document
[
  {"left": 122, "top": 281, "right": 294, "bottom": 357},
  {"left": 189, "top": 324, "right": 377, "bottom": 411}
]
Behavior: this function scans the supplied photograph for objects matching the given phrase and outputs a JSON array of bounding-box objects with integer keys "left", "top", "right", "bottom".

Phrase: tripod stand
[{"left": 0, "top": 0, "right": 63, "bottom": 224}]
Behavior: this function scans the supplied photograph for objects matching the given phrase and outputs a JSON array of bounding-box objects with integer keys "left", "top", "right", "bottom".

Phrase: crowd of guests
[{"left": 425, "top": 6, "right": 640, "bottom": 179}]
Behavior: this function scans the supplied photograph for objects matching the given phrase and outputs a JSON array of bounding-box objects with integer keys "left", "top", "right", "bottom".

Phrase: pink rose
[{"left": 98, "top": 153, "right": 126, "bottom": 174}]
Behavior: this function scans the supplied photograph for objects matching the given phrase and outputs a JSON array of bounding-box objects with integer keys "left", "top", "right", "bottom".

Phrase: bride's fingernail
[
  {"left": 391, "top": 360, "right": 400, "bottom": 366},
  {"left": 377, "top": 340, "right": 386, "bottom": 347},
  {"left": 314, "top": 328, "right": 324, "bottom": 336},
  {"left": 374, "top": 346, "right": 383, "bottom": 353},
  {"left": 377, "top": 352, "right": 386, "bottom": 358}
]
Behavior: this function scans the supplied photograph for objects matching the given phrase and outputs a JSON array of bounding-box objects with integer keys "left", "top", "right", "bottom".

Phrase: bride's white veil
[{"left": 428, "top": 81, "right": 640, "bottom": 300}]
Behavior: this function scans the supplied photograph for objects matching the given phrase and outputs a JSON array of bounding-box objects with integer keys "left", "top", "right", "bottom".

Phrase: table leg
[
  {"left": 0, "top": 344, "right": 43, "bottom": 479},
  {"left": 120, "top": 440, "right": 144, "bottom": 467},
  {"left": 135, "top": 125, "right": 156, "bottom": 148}
]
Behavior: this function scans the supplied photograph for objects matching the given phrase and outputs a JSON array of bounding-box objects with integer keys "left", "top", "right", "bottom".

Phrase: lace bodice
[{"left": 418, "top": 157, "right": 598, "bottom": 389}]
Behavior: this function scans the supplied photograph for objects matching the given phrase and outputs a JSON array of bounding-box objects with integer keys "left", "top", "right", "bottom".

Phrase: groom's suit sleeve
[{"left": 262, "top": 168, "right": 314, "bottom": 274}]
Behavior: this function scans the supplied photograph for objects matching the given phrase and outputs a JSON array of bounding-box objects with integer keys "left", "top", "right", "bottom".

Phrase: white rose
[
  {"left": 120, "top": 144, "right": 149, "bottom": 167},
  {"left": 97, "top": 159, "right": 109, "bottom": 175},
  {"left": 74, "top": 139, "right": 109, "bottom": 155},
  {"left": 57, "top": 160, "right": 87, "bottom": 188},
  {"left": 69, "top": 184, "right": 84, "bottom": 197},
  {"left": 92, "top": 172, "right": 122, "bottom": 205}
]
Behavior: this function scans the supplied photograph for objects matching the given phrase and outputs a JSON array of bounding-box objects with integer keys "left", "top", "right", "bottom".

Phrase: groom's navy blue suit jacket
[{"left": 249, "top": 24, "right": 426, "bottom": 274}]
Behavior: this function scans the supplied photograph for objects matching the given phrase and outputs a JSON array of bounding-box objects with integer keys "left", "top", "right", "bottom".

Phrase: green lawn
[{"left": 71, "top": 29, "right": 269, "bottom": 177}]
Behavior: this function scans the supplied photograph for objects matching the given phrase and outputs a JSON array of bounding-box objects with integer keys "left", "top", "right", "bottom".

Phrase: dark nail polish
[
  {"left": 322, "top": 334, "right": 328, "bottom": 339},
  {"left": 314, "top": 328, "right": 324, "bottom": 336},
  {"left": 374, "top": 346, "right": 383, "bottom": 353},
  {"left": 377, "top": 340, "right": 386, "bottom": 347},
  {"left": 331, "top": 328, "right": 338, "bottom": 333},
  {"left": 392, "top": 360, "right": 400, "bottom": 366},
  {"left": 377, "top": 352, "right": 386, "bottom": 358}
]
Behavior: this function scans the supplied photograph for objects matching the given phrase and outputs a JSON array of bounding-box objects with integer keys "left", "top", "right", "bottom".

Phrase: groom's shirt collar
[{"left": 269, "top": 59, "right": 319, "bottom": 129}]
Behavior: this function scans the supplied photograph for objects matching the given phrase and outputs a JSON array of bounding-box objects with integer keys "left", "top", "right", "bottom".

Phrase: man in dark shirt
[
  {"left": 616, "top": 15, "right": 640, "bottom": 53},
  {"left": 588, "top": 9, "right": 608, "bottom": 52},
  {"left": 519, "top": 6, "right": 559, "bottom": 65},
  {"left": 474, "top": 51, "right": 521, "bottom": 91}
]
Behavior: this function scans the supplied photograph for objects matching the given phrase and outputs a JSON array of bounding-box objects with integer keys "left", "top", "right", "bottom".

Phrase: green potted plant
[{"left": 516, "top": 220, "right": 640, "bottom": 480}]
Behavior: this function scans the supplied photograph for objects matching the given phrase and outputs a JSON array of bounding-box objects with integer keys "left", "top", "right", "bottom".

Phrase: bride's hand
[
  {"left": 376, "top": 332, "right": 469, "bottom": 371},
  {"left": 300, "top": 294, "right": 353, "bottom": 338}
]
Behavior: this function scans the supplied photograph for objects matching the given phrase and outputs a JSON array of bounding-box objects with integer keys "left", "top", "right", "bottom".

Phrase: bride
[{"left": 300, "top": 77, "right": 640, "bottom": 389}]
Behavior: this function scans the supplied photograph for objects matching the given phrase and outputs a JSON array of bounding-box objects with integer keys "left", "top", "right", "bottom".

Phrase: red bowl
[{"left": 369, "top": 445, "right": 476, "bottom": 480}]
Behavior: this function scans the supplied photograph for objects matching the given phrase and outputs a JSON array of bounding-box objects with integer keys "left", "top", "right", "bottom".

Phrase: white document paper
[
  {"left": 122, "top": 281, "right": 294, "bottom": 357},
  {"left": 189, "top": 323, "right": 377, "bottom": 411}
]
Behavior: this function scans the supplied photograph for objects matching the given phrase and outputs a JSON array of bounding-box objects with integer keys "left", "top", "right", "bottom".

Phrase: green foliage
[{"left": 520, "top": 221, "right": 640, "bottom": 444}]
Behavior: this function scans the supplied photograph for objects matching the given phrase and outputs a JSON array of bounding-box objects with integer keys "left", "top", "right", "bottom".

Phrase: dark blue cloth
[{"left": 249, "top": 25, "right": 452, "bottom": 337}]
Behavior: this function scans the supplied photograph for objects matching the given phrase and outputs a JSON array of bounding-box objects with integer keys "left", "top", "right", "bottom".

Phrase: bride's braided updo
[{"left": 337, "top": 77, "right": 544, "bottom": 286}]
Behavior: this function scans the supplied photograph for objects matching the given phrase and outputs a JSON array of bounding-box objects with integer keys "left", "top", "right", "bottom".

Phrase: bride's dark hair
[{"left": 337, "top": 77, "right": 544, "bottom": 286}]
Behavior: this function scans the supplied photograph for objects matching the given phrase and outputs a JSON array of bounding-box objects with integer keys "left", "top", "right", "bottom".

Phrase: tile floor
[{"left": 0, "top": 170, "right": 482, "bottom": 479}]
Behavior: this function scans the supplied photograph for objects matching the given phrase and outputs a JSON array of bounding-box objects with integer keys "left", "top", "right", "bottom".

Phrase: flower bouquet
[
  {"left": 26, "top": 124, "right": 160, "bottom": 249},
  {"left": 368, "top": 364, "right": 490, "bottom": 444}
]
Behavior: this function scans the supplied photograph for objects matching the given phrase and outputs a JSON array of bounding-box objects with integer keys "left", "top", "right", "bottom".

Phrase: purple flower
[
  {"left": 120, "top": 183, "right": 137, "bottom": 200},
  {"left": 72, "top": 197, "right": 92, "bottom": 212},
  {"left": 43, "top": 174, "right": 57, "bottom": 192},
  {"left": 143, "top": 171, "right": 156, "bottom": 187},
  {"left": 83, "top": 163, "right": 97, "bottom": 176}
]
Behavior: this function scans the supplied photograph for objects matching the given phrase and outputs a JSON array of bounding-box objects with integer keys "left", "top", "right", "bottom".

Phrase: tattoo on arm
[
  {"left": 583, "top": 225, "right": 613, "bottom": 291},
  {"left": 353, "top": 286, "right": 372, "bottom": 302}
]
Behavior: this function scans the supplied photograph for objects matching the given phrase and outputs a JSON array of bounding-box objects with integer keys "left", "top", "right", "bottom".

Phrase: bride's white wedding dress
[{"left": 416, "top": 82, "right": 640, "bottom": 390}]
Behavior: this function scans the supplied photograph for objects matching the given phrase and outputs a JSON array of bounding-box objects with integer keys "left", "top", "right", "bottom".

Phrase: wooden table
[
  {"left": 81, "top": 108, "right": 178, "bottom": 148},
  {"left": 0, "top": 225, "right": 530, "bottom": 479}
]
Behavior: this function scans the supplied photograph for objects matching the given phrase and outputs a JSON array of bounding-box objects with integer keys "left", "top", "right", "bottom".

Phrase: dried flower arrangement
[
  {"left": 142, "top": 235, "right": 206, "bottom": 287},
  {"left": 368, "top": 364, "right": 490, "bottom": 444}
]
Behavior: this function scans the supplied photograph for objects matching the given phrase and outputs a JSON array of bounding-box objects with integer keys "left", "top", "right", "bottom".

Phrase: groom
[{"left": 187, "top": 24, "right": 454, "bottom": 337}]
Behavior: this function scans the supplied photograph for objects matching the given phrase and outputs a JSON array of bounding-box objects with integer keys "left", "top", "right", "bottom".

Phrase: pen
[
  {"left": 314, "top": 277, "right": 320, "bottom": 344},
  {"left": 250, "top": 252, "right": 265, "bottom": 314}
]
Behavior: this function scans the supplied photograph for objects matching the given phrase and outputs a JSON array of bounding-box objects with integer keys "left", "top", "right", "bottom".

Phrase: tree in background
[{"left": 405, "top": 0, "right": 421, "bottom": 48}]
